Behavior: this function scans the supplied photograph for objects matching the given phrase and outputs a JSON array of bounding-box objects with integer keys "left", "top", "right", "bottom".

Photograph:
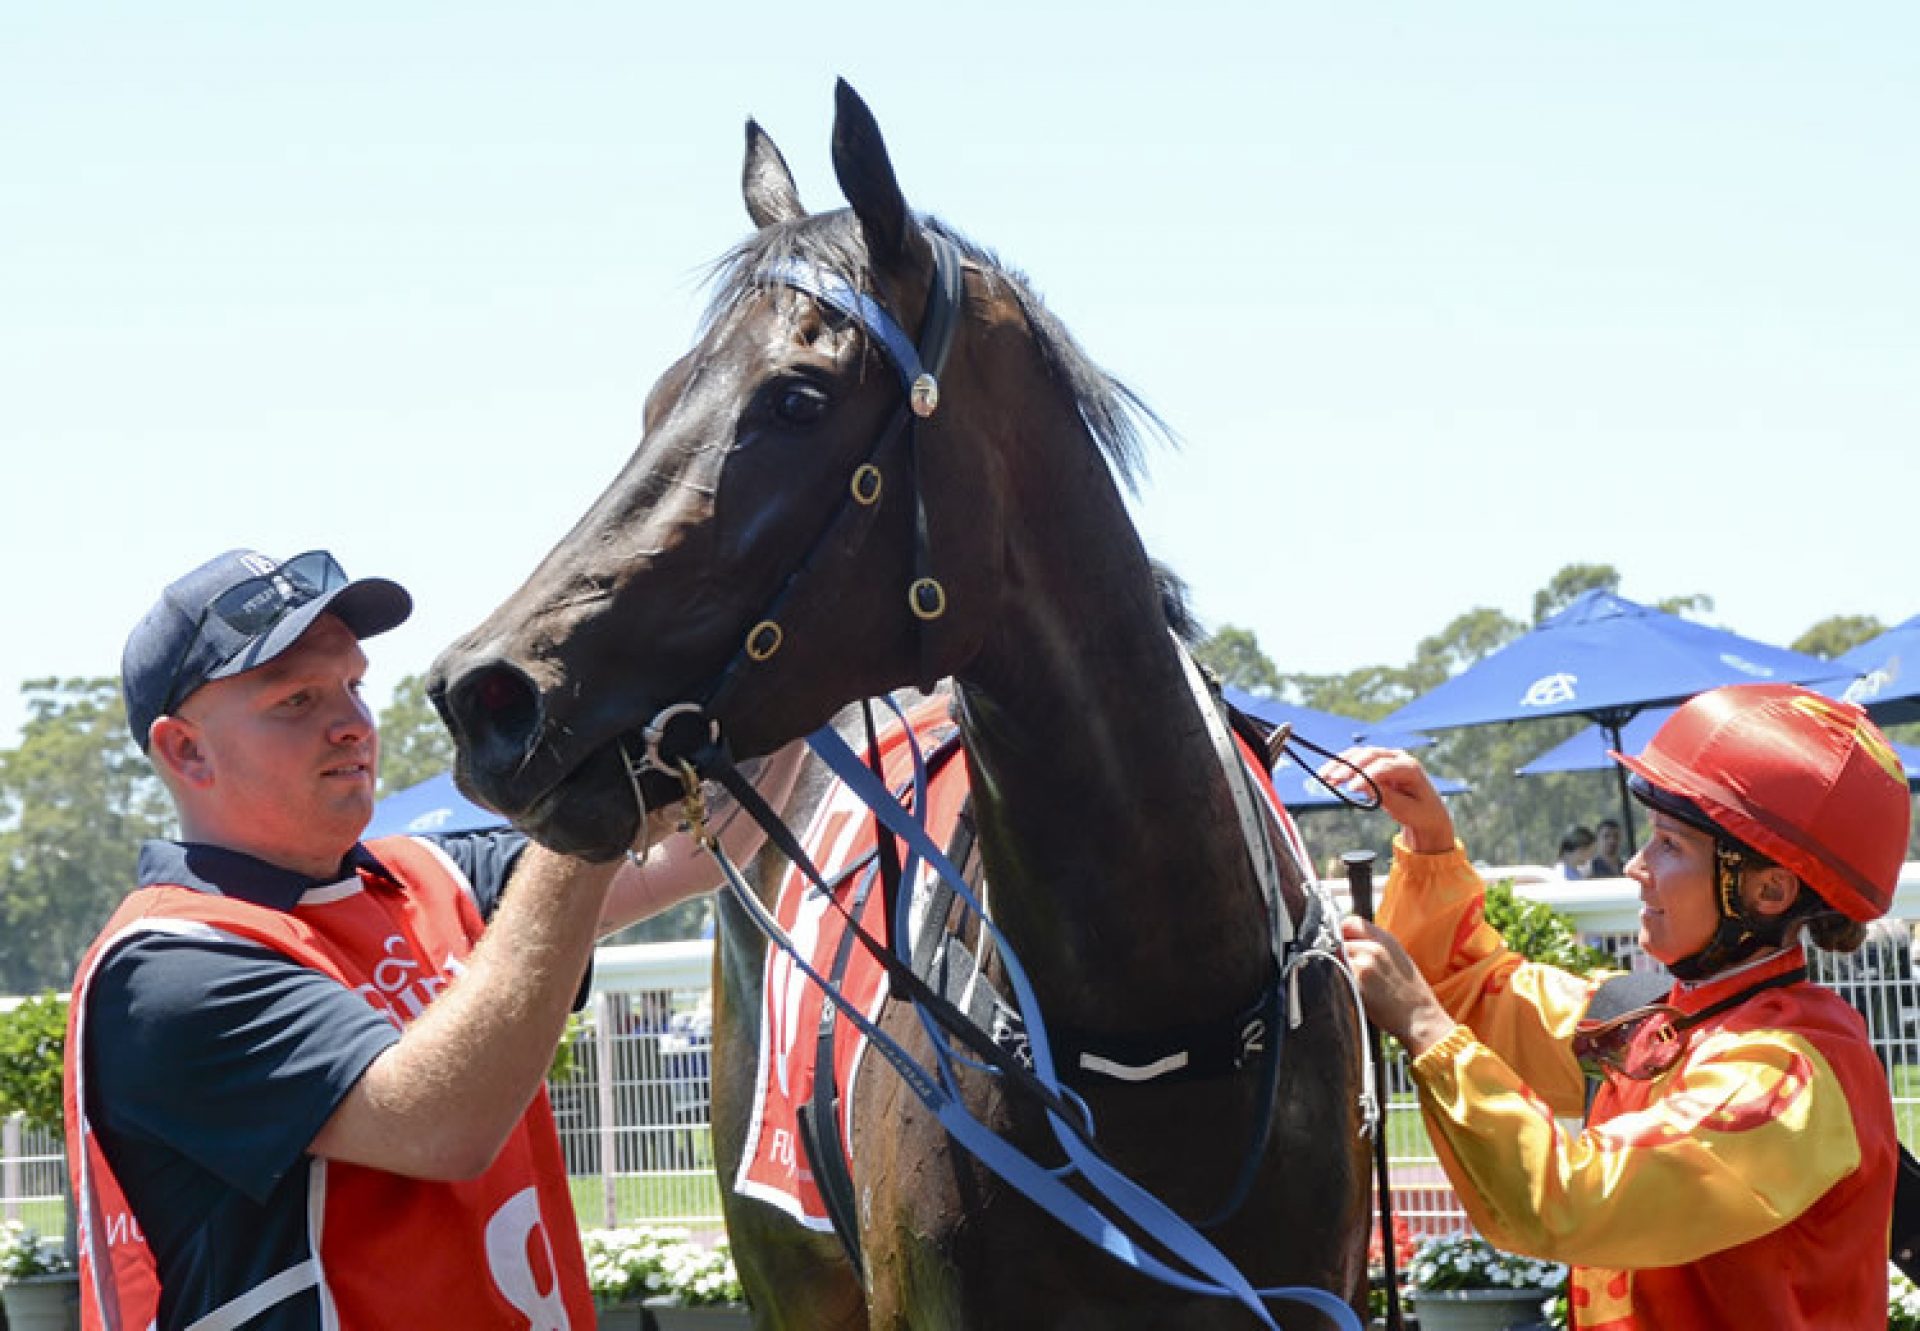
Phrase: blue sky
[{"left": 4, "top": 5, "right": 1915, "bottom": 748}]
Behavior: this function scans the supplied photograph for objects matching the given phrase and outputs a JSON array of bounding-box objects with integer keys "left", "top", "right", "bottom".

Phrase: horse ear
[
  {"left": 742, "top": 119, "right": 807, "bottom": 229},
  {"left": 830, "top": 79, "right": 915, "bottom": 267}
]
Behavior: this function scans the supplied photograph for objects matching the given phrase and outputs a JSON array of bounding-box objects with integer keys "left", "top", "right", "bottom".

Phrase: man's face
[
  {"left": 172, "top": 614, "right": 379, "bottom": 876},
  {"left": 1597, "top": 823, "right": 1622, "bottom": 857},
  {"left": 1625, "top": 811, "right": 1721, "bottom": 965}
]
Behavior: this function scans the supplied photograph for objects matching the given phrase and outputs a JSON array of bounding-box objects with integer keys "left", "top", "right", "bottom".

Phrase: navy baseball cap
[{"left": 122, "top": 549, "right": 412, "bottom": 751}]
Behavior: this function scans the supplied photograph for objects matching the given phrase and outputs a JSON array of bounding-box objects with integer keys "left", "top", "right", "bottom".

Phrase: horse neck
[{"left": 950, "top": 438, "right": 1276, "bottom": 1030}]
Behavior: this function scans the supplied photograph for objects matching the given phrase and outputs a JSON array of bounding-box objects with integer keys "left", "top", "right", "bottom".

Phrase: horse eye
[{"left": 772, "top": 380, "right": 831, "bottom": 426}]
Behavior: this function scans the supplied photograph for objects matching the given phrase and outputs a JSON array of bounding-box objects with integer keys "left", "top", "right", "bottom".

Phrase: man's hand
[{"left": 599, "top": 740, "right": 808, "bottom": 936}]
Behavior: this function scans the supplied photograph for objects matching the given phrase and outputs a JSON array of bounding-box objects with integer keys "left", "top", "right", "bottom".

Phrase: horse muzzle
[{"left": 427, "top": 655, "right": 647, "bottom": 861}]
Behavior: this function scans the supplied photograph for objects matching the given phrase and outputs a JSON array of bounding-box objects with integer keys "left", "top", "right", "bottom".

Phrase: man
[
  {"left": 65, "top": 549, "right": 795, "bottom": 1330},
  {"left": 1339, "top": 684, "right": 1908, "bottom": 1328},
  {"left": 1588, "top": 818, "right": 1626, "bottom": 878}
]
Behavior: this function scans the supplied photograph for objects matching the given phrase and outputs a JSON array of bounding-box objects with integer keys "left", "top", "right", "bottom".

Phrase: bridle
[{"left": 624, "top": 228, "right": 968, "bottom": 797}]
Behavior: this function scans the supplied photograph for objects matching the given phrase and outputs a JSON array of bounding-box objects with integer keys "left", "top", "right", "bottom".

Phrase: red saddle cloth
[
  {"left": 732, "top": 697, "right": 1307, "bottom": 1230},
  {"left": 733, "top": 699, "right": 970, "bottom": 1229}
]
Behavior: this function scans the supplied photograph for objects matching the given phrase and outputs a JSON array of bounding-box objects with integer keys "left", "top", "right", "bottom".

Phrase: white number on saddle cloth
[{"left": 484, "top": 1187, "right": 572, "bottom": 1331}]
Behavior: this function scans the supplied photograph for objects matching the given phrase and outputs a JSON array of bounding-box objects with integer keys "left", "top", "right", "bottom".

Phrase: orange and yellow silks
[{"left": 1380, "top": 840, "right": 1896, "bottom": 1330}]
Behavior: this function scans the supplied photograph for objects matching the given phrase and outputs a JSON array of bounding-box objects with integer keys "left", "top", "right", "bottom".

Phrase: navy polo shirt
[{"left": 84, "top": 829, "right": 528, "bottom": 1329}]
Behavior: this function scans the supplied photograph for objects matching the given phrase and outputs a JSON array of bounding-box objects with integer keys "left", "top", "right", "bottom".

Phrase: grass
[
  {"left": 1891, "top": 1065, "right": 1920, "bottom": 1144},
  {"left": 568, "top": 1158, "right": 725, "bottom": 1231},
  {"left": 568, "top": 1171, "right": 723, "bottom": 1227},
  {"left": 2, "top": 1198, "right": 65, "bottom": 1237}
]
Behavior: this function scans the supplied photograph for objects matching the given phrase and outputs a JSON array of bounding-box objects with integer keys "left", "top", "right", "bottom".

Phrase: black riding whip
[{"left": 1344, "top": 848, "right": 1405, "bottom": 1331}]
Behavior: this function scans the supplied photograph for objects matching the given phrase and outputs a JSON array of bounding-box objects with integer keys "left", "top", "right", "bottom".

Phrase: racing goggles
[
  {"left": 1573, "top": 1004, "right": 1689, "bottom": 1082},
  {"left": 1574, "top": 964, "right": 1808, "bottom": 1083}
]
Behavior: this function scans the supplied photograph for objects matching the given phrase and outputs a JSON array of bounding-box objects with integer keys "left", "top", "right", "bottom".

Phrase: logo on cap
[{"left": 1787, "top": 694, "right": 1904, "bottom": 785}]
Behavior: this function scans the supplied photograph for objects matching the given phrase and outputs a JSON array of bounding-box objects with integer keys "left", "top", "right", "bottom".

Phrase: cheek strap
[{"left": 1667, "top": 841, "right": 1798, "bottom": 982}]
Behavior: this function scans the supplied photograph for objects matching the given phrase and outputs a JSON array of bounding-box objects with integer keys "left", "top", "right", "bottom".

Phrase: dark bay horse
[{"left": 429, "top": 82, "right": 1370, "bottom": 1329}]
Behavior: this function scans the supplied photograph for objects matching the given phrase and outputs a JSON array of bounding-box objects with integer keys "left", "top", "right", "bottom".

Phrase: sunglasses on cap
[
  {"left": 1573, "top": 964, "right": 1807, "bottom": 1084},
  {"left": 161, "top": 550, "right": 347, "bottom": 714}
]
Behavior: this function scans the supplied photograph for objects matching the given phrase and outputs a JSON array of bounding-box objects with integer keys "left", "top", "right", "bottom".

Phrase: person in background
[
  {"left": 1338, "top": 684, "right": 1909, "bottom": 1329},
  {"left": 1555, "top": 824, "right": 1597, "bottom": 879},
  {"left": 65, "top": 548, "right": 800, "bottom": 1331},
  {"left": 1588, "top": 818, "right": 1626, "bottom": 878}
]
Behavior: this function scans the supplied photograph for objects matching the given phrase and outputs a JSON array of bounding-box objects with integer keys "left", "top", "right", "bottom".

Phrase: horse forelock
[{"left": 700, "top": 211, "right": 1167, "bottom": 494}]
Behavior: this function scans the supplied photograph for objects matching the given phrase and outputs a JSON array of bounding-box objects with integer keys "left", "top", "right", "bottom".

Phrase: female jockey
[{"left": 1339, "top": 683, "right": 1911, "bottom": 1329}]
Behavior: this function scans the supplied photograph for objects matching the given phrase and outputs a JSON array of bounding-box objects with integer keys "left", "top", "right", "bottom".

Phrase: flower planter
[
  {"left": 594, "top": 1296, "right": 657, "bottom": 1330},
  {"left": 1407, "top": 1287, "right": 1553, "bottom": 1331},
  {"left": 1, "top": 1272, "right": 82, "bottom": 1331},
  {"left": 641, "top": 1296, "right": 753, "bottom": 1330}
]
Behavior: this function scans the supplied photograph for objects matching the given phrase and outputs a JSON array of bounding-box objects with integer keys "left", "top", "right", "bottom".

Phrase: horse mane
[
  {"left": 1152, "top": 561, "right": 1204, "bottom": 646},
  {"left": 705, "top": 211, "right": 1170, "bottom": 494}
]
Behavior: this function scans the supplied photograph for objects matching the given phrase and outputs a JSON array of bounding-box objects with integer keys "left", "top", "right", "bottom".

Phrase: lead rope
[{"left": 669, "top": 706, "right": 1362, "bottom": 1330}]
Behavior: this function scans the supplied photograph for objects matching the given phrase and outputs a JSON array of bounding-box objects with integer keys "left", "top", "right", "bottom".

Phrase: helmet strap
[{"left": 1667, "top": 840, "right": 1794, "bottom": 982}]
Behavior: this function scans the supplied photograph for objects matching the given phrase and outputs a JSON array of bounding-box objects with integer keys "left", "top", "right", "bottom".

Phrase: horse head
[{"left": 430, "top": 81, "right": 1086, "bottom": 858}]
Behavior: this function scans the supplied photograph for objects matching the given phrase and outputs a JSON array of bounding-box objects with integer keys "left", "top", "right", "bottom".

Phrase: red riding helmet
[{"left": 1613, "top": 683, "right": 1912, "bottom": 922}]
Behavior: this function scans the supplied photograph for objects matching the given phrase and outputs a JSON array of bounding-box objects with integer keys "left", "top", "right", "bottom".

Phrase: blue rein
[
  {"left": 695, "top": 692, "right": 1359, "bottom": 1331},
  {"left": 804, "top": 704, "right": 1362, "bottom": 1330}
]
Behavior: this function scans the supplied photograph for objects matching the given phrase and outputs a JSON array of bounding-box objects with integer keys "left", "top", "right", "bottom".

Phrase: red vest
[{"left": 64, "top": 836, "right": 594, "bottom": 1331}]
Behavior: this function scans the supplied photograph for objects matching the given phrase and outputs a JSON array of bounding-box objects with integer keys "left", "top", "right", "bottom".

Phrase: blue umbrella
[
  {"left": 1515, "top": 707, "right": 1675, "bottom": 777},
  {"left": 1521, "top": 704, "right": 1920, "bottom": 787},
  {"left": 1831, "top": 613, "right": 1920, "bottom": 728},
  {"left": 1222, "top": 686, "right": 1466, "bottom": 810},
  {"left": 366, "top": 771, "right": 507, "bottom": 839},
  {"left": 1372, "top": 590, "right": 1846, "bottom": 839}
]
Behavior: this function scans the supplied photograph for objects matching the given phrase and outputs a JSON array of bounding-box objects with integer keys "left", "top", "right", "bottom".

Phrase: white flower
[
  {"left": 1404, "top": 1232, "right": 1564, "bottom": 1295},
  {"left": 1892, "top": 1264, "right": 1920, "bottom": 1331},
  {"left": 0, "top": 1221, "right": 72, "bottom": 1286},
  {"left": 580, "top": 1226, "right": 741, "bottom": 1306}
]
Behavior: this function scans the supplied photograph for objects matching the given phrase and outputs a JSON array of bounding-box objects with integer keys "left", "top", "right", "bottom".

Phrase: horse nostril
[{"left": 446, "top": 662, "right": 544, "bottom": 770}]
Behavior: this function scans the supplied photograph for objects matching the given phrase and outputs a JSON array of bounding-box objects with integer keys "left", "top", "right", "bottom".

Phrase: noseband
[{"left": 627, "top": 231, "right": 967, "bottom": 791}]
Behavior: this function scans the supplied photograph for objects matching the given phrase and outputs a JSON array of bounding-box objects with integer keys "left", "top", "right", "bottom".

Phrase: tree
[
  {"left": 1407, "top": 608, "right": 1526, "bottom": 691},
  {"left": 1281, "top": 664, "right": 1414, "bottom": 722},
  {"left": 0, "top": 992, "right": 68, "bottom": 1134},
  {"left": 1654, "top": 593, "right": 1714, "bottom": 619},
  {"left": 377, "top": 673, "right": 456, "bottom": 795},
  {"left": 1531, "top": 563, "right": 1619, "bottom": 625},
  {"left": 1193, "top": 625, "right": 1284, "bottom": 697},
  {"left": 0, "top": 679, "right": 173, "bottom": 993},
  {"left": 1791, "top": 614, "right": 1884, "bottom": 661}
]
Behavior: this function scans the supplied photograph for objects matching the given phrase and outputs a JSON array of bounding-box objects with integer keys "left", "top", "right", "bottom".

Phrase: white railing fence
[{"left": 11, "top": 863, "right": 1920, "bottom": 1243}]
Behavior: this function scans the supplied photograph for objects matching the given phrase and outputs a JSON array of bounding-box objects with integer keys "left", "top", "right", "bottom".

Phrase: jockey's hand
[
  {"left": 1321, "top": 747, "right": 1456, "bottom": 853},
  {"left": 1339, "top": 917, "right": 1458, "bottom": 1058}
]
